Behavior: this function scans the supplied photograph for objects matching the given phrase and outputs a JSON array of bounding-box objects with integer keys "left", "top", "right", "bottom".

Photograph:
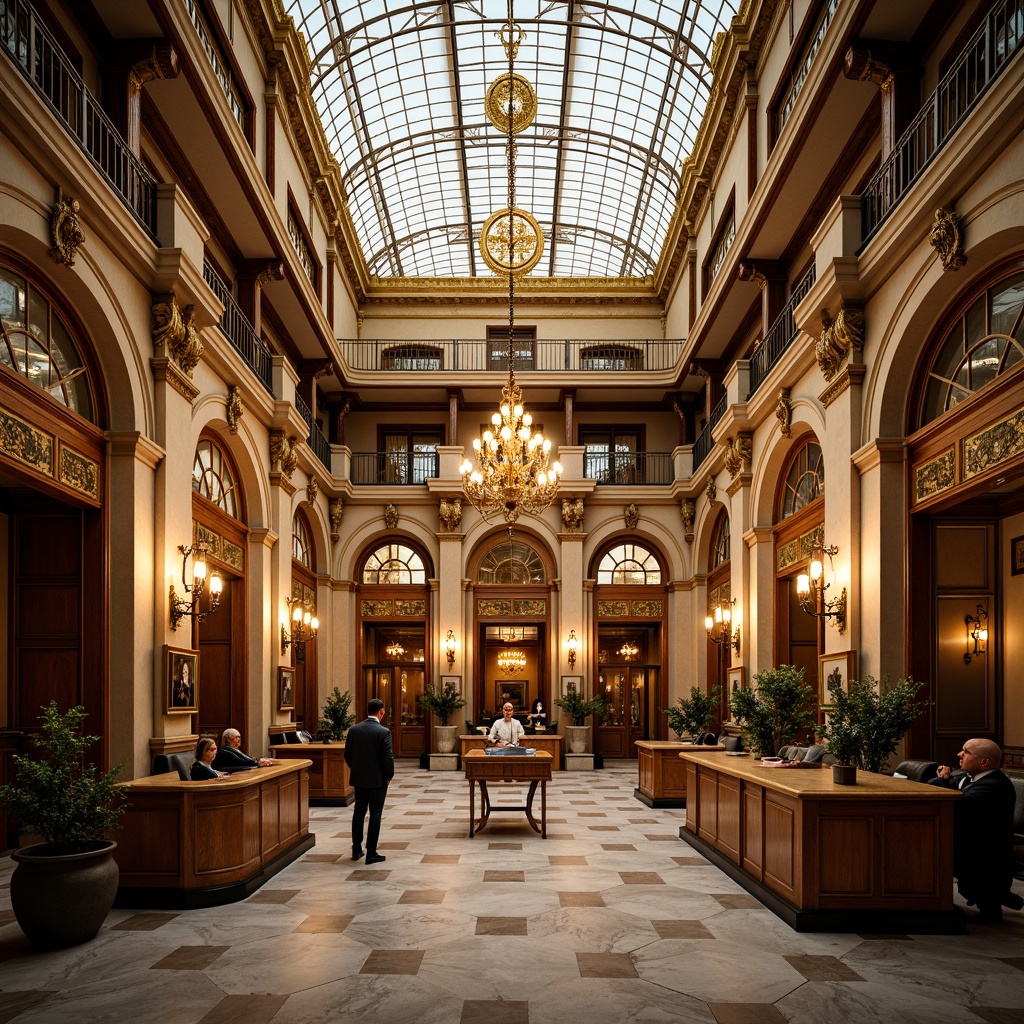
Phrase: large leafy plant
[
  {"left": 0, "top": 702, "right": 128, "bottom": 855},
  {"left": 320, "top": 687, "right": 356, "bottom": 739},
  {"left": 418, "top": 680, "right": 468, "bottom": 726},
  {"left": 665, "top": 685, "right": 722, "bottom": 740},
  {"left": 729, "top": 664, "right": 816, "bottom": 758},
  {"left": 553, "top": 690, "right": 605, "bottom": 726}
]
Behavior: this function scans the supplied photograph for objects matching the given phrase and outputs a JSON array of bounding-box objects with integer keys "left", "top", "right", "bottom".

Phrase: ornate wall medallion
[
  {"left": 49, "top": 188, "right": 85, "bottom": 267},
  {"left": 480, "top": 206, "right": 544, "bottom": 276},
  {"left": 485, "top": 72, "right": 536, "bottom": 133},
  {"left": 561, "top": 497, "right": 584, "bottom": 532},
  {"left": 624, "top": 502, "right": 640, "bottom": 529},
  {"left": 439, "top": 497, "right": 463, "bottom": 532},
  {"left": 384, "top": 503, "right": 399, "bottom": 529}
]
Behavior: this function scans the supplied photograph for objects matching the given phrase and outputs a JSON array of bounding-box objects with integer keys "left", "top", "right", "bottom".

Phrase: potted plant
[
  {"left": 819, "top": 679, "right": 862, "bottom": 785},
  {"left": 418, "top": 680, "right": 468, "bottom": 754},
  {"left": 320, "top": 687, "right": 356, "bottom": 741},
  {"left": 0, "top": 702, "right": 128, "bottom": 948},
  {"left": 665, "top": 685, "right": 722, "bottom": 742},
  {"left": 729, "top": 664, "right": 816, "bottom": 759},
  {"left": 553, "top": 690, "right": 605, "bottom": 754}
]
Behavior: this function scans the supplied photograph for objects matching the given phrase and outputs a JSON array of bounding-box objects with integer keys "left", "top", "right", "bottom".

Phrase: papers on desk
[{"left": 485, "top": 747, "right": 536, "bottom": 756}]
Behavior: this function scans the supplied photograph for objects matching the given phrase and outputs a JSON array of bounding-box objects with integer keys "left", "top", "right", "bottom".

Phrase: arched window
[
  {"left": 193, "top": 438, "right": 239, "bottom": 517},
  {"left": 780, "top": 440, "right": 824, "bottom": 520},
  {"left": 597, "top": 543, "right": 663, "bottom": 584},
  {"left": 292, "top": 513, "right": 313, "bottom": 568},
  {"left": 711, "top": 516, "right": 730, "bottom": 568},
  {"left": 362, "top": 543, "right": 426, "bottom": 584},
  {"left": 0, "top": 264, "right": 94, "bottom": 420},
  {"left": 920, "top": 270, "right": 1024, "bottom": 426},
  {"left": 477, "top": 539, "right": 546, "bottom": 584}
]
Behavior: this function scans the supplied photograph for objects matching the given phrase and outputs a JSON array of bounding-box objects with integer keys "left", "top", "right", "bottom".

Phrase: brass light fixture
[
  {"left": 459, "top": 11, "right": 561, "bottom": 531},
  {"left": 281, "top": 598, "right": 319, "bottom": 655},
  {"left": 169, "top": 542, "right": 222, "bottom": 630},
  {"left": 795, "top": 540, "right": 847, "bottom": 633},
  {"left": 385, "top": 640, "right": 406, "bottom": 660},
  {"left": 566, "top": 629, "right": 578, "bottom": 668},
  {"left": 445, "top": 629, "right": 457, "bottom": 667},
  {"left": 964, "top": 605, "right": 989, "bottom": 664},
  {"left": 618, "top": 641, "right": 640, "bottom": 661},
  {"left": 497, "top": 625, "right": 527, "bottom": 675},
  {"left": 705, "top": 597, "right": 740, "bottom": 653}
]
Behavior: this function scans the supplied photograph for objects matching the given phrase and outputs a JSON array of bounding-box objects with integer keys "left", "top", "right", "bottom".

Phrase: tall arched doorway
[
  {"left": 288, "top": 510, "right": 319, "bottom": 733},
  {"left": 706, "top": 511, "right": 732, "bottom": 726}
]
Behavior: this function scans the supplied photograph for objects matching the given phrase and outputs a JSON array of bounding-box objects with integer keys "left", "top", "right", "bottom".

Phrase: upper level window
[
  {"left": 597, "top": 543, "right": 663, "bottom": 585},
  {"left": 779, "top": 440, "right": 824, "bottom": 520},
  {"left": 706, "top": 207, "right": 735, "bottom": 289},
  {"left": 380, "top": 427, "right": 442, "bottom": 484},
  {"left": 193, "top": 438, "right": 239, "bottom": 518},
  {"left": 580, "top": 344, "right": 644, "bottom": 371},
  {"left": 380, "top": 344, "right": 442, "bottom": 371},
  {"left": 184, "top": 0, "right": 248, "bottom": 134},
  {"left": 712, "top": 516, "right": 730, "bottom": 568},
  {"left": 292, "top": 513, "right": 313, "bottom": 568},
  {"left": 477, "top": 539, "right": 546, "bottom": 585},
  {"left": 487, "top": 326, "right": 535, "bottom": 371},
  {"left": 362, "top": 544, "right": 426, "bottom": 584},
  {"left": 582, "top": 426, "right": 641, "bottom": 484},
  {"left": 920, "top": 271, "right": 1024, "bottom": 427},
  {"left": 0, "top": 265, "right": 94, "bottom": 420},
  {"left": 288, "top": 207, "right": 317, "bottom": 289}
]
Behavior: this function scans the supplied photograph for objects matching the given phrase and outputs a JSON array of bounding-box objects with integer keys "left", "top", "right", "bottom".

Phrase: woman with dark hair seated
[{"left": 191, "top": 737, "right": 228, "bottom": 780}]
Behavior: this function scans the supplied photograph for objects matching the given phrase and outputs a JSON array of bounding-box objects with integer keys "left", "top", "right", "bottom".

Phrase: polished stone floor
[{"left": 0, "top": 761, "right": 1022, "bottom": 1024}]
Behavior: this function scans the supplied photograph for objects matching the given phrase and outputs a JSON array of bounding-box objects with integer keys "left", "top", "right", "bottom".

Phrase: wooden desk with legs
[
  {"left": 463, "top": 750, "right": 552, "bottom": 838},
  {"left": 270, "top": 742, "right": 353, "bottom": 805},
  {"left": 460, "top": 733, "right": 564, "bottom": 768}
]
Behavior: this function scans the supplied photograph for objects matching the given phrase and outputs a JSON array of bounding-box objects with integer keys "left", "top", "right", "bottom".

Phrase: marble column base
[
  {"left": 429, "top": 753, "right": 460, "bottom": 771},
  {"left": 565, "top": 753, "right": 595, "bottom": 771}
]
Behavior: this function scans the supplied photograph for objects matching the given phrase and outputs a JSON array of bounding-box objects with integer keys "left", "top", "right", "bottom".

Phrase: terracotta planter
[
  {"left": 11, "top": 841, "right": 119, "bottom": 948},
  {"left": 434, "top": 724, "right": 458, "bottom": 754},
  {"left": 832, "top": 764, "right": 857, "bottom": 786},
  {"left": 565, "top": 725, "right": 590, "bottom": 754}
]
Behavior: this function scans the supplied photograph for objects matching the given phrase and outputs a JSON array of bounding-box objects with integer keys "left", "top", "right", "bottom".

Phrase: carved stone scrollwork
[
  {"left": 306, "top": 479, "right": 319, "bottom": 505},
  {"left": 623, "top": 503, "right": 640, "bottom": 530},
  {"left": 705, "top": 478, "right": 717, "bottom": 505},
  {"left": 929, "top": 207, "right": 966, "bottom": 272},
  {"left": 775, "top": 386, "right": 792, "bottom": 438},
  {"left": 270, "top": 430, "right": 298, "bottom": 478},
  {"left": 329, "top": 498, "right": 344, "bottom": 540},
  {"left": 561, "top": 497, "right": 584, "bottom": 532},
  {"left": 680, "top": 498, "right": 695, "bottom": 543},
  {"left": 151, "top": 293, "right": 203, "bottom": 377},
  {"left": 439, "top": 498, "right": 463, "bottom": 532},
  {"left": 723, "top": 433, "right": 752, "bottom": 477},
  {"left": 844, "top": 45, "right": 894, "bottom": 93},
  {"left": 49, "top": 188, "right": 85, "bottom": 267},
  {"left": 384, "top": 503, "right": 399, "bottom": 530},
  {"left": 226, "top": 385, "right": 243, "bottom": 434},
  {"left": 737, "top": 260, "right": 767, "bottom": 288},
  {"left": 816, "top": 305, "right": 864, "bottom": 382}
]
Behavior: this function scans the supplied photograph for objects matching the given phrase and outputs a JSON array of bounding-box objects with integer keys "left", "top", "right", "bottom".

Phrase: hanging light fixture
[
  {"left": 618, "top": 641, "right": 639, "bottom": 661},
  {"left": 459, "top": 9, "right": 561, "bottom": 531},
  {"left": 386, "top": 640, "right": 406, "bottom": 660},
  {"left": 496, "top": 625, "right": 527, "bottom": 675}
]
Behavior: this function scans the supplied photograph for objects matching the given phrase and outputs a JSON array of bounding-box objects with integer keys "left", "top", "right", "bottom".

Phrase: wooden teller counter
[
  {"left": 112, "top": 760, "right": 315, "bottom": 909},
  {"left": 679, "top": 751, "right": 964, "bottom": 934}
]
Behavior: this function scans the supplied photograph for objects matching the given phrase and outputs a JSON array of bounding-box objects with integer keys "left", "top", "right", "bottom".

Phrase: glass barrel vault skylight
[{"left": 285, "top": 1, "right": 737, "bottom": 280}]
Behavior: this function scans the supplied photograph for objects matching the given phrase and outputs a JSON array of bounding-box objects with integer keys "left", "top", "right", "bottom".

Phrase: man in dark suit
[
  {"left": 344, "top": 698, "right": 394, "bottom": 864},
  {"left": 212, "top": 729, "right": 273, "bottom": 772},
  {"left": 930, "top": 738, "right": 1023, "bottom": 922}
]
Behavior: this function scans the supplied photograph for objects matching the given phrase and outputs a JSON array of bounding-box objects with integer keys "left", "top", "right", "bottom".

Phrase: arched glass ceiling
[{"left": 285, "top": 1, "right": 737, "bottom": 279}]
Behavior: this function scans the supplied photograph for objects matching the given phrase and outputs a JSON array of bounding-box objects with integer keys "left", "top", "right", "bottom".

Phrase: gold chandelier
[
  {"left": 459, "top": 10, "right": 561, "bottom": 530},
  {"left": 497, "top": 646, "right": 527, "bottom": 675},
  {"left": 618, "top": 642, "right": 639, "bottom": 661},
  {"left": 385, "top": 641, "right": 405, "bottom": 660}
]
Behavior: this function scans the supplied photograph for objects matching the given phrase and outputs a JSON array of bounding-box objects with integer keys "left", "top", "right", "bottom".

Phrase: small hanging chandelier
[
  {"left": 385, "top": 641, "right": 406, "bottom": 660},
  {"left": 618, "top": 641, "right": 639, "bottom": 661},
  {"left": 459, "top": 9, "right": 561, "bottom": 530},
  {"left": 497, "top": 646, "right": 527, "bottom": 675}
]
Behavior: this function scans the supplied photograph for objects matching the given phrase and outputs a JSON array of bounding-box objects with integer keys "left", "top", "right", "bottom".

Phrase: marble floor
[{"left": 0, "top": 762, "right": 1022, "bottom": 1024}]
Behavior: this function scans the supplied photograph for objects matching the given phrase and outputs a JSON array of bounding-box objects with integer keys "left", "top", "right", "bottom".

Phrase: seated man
[
  {"left": 212, "top": 728, "right": 273, "bottom": 772},
  {"left": 929, "top": 737, "right": 1023, "bottom": 922},
  {"left": 488, "top": 702, "right": 524, "bottom": 747}
]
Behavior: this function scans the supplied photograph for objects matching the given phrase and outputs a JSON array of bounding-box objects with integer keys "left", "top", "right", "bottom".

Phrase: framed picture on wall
[
  {"left": 165, "top": 645, "right": 199, "bottom": 713},
  {"left": 278, "top": 666, "right": 295, "bottom": 711},
  {"left": 818, "top": 651, "right": 856, "bottom": 706},
  {"left": 561, "top": 675, "right": 582, "bottom": 698},
  {"left": 440, "top": 674, "right": 461, "bottom": 694},
  {"left": 495, "top": 680, "right": 525, "bottom": 709},
  {"left": 1011, "top": 534, "right": 1024, "bottom": 576},
  {"left": 727, "top": 666, "right": 745, "bottom": 694}
]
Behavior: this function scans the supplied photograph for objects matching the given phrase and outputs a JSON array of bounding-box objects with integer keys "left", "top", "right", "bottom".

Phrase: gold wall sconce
[
  {"left": 445, "top": 629, "right": 457, "bottom": 667},
  {"left": 705, "top": 597, "right": 740, "bottom": 653},
  {"left": 169, "top": 543, "right": 222, "bottom": 630},
  {"left": 566, "top": 629, "right": 578, "bottom": 668},
  {"left": 964, "top": 605, "right": 989, "bottom": 664},
  {"left": 796, "top": 541, "right": 847, "bottom": 633},
  {"left": 281, "top": 598, "right": 319, "bottom": 655}
]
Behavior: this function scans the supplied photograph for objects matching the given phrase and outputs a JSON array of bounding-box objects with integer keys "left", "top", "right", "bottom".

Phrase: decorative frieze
[
  {"left": 0, "top": 407, "right": 53, "bottom": 476},
  {"left": 914, "top": 450, "right": 955, "bottom": 504},
  {"left": 58, "top": 444, "right": 99, "bottom": 501},
  {"left": 361, "top": 599, "right": 393, "bottom": 617},
  {"left": 964, "top": 407, "right": 1024, "bottom": 478},
  {"left": 395, "top": 599, "right": 427, "bottom": 616},
  {"left": 477, "top": 599, "right": 512, "bottom": 617}
]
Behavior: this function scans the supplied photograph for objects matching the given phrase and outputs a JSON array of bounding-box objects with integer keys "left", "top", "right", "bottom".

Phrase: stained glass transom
[
  {"left": 477, "top": 539, "right": 546, "bottom": 584},
  {"left": 362, "top": 543, "right": 426, "bottom": 584},
  {"left": 597, "top": 543, "right": 662, "bottom": 584}
]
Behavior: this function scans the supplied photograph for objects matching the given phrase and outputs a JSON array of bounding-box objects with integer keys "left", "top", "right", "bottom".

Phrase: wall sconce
[
  {"left": 169, "top": 543, "right": 222, "bottom": 630},
  {"left": 281, "top": 597, "right": 319, "bottom": 655},
  {"left": 705, "top": 597, "right": 740, "bottom": 653},
  {"left": 566, "top": 629, "right": 578, "bottom": 668},
  {"left": 796, "top": 541, "right": 847, "bottom": 633},
  {"left": 445, "top": 629, "right": 457, "bottom": 667},
  {"left": 964, "top": 605, "right": 989, "bottom": 664}
]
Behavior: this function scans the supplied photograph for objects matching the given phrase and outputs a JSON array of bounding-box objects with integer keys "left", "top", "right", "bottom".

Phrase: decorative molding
[
  {"left": 914, "top": 449, "right": 955, "bottom": 504},
  {"left": 819, "top": 364, "right": 866, "bottom": 408},
  {"left": 328, "top": 497, "right": 343, "bottom": 540},
  {"left": 0, "top": 406, "right": 53, "bottom": 476},
  {"left": 723, "top": 432, "right": 751, "bottom": 477},
  {"left": 269, "top": 430, "right": 298, "bottom": 477},
  {"left": 384, "top": 502, "right": 399, "bottom": 529},
  {"left": 725, "top": 473, "right": 748, "bottom": 498},
  {"left": 439, "top": 497, "right": 463, "bottom": 532},
  {"left": 150, "top": 357, "right": 200, "bottom": 403},
  {"left": 623, "top": 502, "right": 640, "bottom": 530},
  {"left": 679, "top": 498, "right": 695, "bottom": 542},
  {"left": 775, "top": 386, "right": 792, "bottom": 437},
  {"left": 561, "top": 497, "right": 584, "bottom": 532},
  {"left": 226, "top": 385, "right": 244, "bottom": 433},
  {"left": 705, "top": 477, "right": 717, "bottom": 505},
  {"left": 306, "top": 478, "right": 318, "bottom": 505},
  {"left": 151, "top": 293, "right": 203, "bottom": 377},
  {"left": 964, "top": 406, "right": 1024, "bottom": 479},
  {"left": 929, "top": 206, "right": 966, "bottom": 272},
  {"left": 816, "top": 304, "right": 864, "bottom": 381},
  {"left": 49, "top": 187, "right": 86, "bottom": 267}
]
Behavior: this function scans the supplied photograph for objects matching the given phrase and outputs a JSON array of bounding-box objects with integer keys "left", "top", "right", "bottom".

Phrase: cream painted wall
[{"left": 1002, "top": 512, "right": 1024, "bottom": 750}]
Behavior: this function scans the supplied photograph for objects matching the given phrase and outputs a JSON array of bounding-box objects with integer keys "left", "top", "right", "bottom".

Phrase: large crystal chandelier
[
  {"left": 459, "top": 9, "right": 561, "bottom": 530},
  {"left": 497, "top": 646, "right": 527, "bottom": 675}
]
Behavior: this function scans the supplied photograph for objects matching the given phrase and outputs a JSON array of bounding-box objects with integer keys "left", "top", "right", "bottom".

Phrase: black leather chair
[
  {"left": 152, "top": 752, "right": 195, "bottom": 780},
  {"left": 893, "top": 759, "right": 939, "bottom": 782}
]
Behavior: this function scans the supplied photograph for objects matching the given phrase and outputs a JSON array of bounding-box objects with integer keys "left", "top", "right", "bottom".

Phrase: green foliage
[
  {"left": 418, "top": 680, "right": 468, "bottom": 726},
  {"left": 0, "top": 702, "right": 128, "bottom": 855},
  {"left": 822, "top": 675, "right": 929, "bottom": 773},
  {"left": 321, "top": 688, "right": 356, "bottom": 739},
  {"left": 665, "top": 685, "right": 722, "bottom": 739},
  {"left": 553, "top": 689, "right": 606, "bottom": 726},
  {"left": 729, "top": 664, "right": 816, "bottom": 758}
]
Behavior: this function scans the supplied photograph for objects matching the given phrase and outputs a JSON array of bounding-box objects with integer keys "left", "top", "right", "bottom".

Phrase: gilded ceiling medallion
[
  {"left": 485, "top": 73, "right": 537, "bottom": 134},
  {"left": 480, "top": 206, "right": 544, "bottom": 276}
]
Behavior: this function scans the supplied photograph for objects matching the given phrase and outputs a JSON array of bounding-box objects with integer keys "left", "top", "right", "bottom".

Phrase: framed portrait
[
  {"left": 165, "top": 645, "right": 198, "bottom": 714},
  {"left": 561, "top": 675, "right": 582, "bottom": 698},
  {"left": 440, "top": 674, "right": 461, "bottom": 694},
  {"left": 1012, "top": 534, "right": 1024, "bottom": 576},
  {"left": 818, "top": 650, "right": 856, "bottom": 706},
  {"left": 495, "top": 680, "right": 525, "bottom": 709},
  {"left": 727, "top": 666, "right": 745, "bottom": 694},
  {"left": 278, "top": 666, "right": 296, "bottom": 711}
]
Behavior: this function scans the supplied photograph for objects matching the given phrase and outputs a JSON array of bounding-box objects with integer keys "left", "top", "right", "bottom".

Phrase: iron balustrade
[
  {"left": 861, "top": 0, "right": 1023, "bottom": 244},
  {"left": 583, "top": 451, "right": 673, "bottom": 485},
  {"left": 0, "top": 0, "right": 157, "bottom": 237},
  {"left": 351, "top": 450, "right": 439, "bottom": 485},
  {"left": 692, "top": 393, "right": 728, "bottom": 471},
  {"left": 293, "top": 393, "right": 331, "bottom": 471},
  {"left": 747, "top": 264, "right": 817, "bottom": 398},
  {"left": 775, "top": 0, "right": 840, "bottom": 137},
  {"left": 203, "top": 260, "right": 274, "bottom": 395}
]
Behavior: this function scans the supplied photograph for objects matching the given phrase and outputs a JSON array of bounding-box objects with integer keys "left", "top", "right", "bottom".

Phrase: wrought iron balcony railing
[
  {"left": 583, "top": 451, "right": 673, "bottom": 485},
  {"left": 747, "top": 264, "right": 817, "bottom": 398},
  {"left": 351, "top": 450, "right": 439, "bottom": 485},
  {"left": 692, "top": 393, "right": 728, "bottom": 472},
  {"left": 203, "top": 260, "right": 274, "bottom": 395},
  {"left": 294, "top": 392, "right": 331, "bottom": 471}
]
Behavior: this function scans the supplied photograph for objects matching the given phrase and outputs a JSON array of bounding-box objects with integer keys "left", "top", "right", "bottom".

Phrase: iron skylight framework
[{"left": 286, "top": 0, "right": 737, "bottom": 280}]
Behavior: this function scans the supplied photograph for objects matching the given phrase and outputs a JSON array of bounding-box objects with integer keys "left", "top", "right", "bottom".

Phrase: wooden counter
[
  {"left": 270, "top": 742, "right": 353, "bottom": 805},
  {"left": 460, "top": 733, "right": 564, "bottom": 768},
  {"left": 679, "top": 751, "right": 963, "bottom": 933},
  {"left": 634, "top": 741, "right": 724, "bottom": 807},
  {"left": 112, "top": 760, "right": 314, "bottom": 909},
  {"left": 464, "top": 750, "right": 553, "bottom": 838}
]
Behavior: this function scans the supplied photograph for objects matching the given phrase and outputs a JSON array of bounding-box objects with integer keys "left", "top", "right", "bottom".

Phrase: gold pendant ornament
[
  {"left": 480, "top": 206, "right": 544, "bottom": 277},
  {"left": 485, "top": 72, "right": 537, "bottom": 134}
]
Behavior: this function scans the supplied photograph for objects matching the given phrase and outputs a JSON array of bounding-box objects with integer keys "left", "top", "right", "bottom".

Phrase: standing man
[
  {"left": 344, "top": 698, "right": 394, "bottom": 864},
  {"left": 488, "top": 702, "right": 524, "bottom": 747},
  {"left": 929, "top": 738, "right": 1023, "bottom": 922}
]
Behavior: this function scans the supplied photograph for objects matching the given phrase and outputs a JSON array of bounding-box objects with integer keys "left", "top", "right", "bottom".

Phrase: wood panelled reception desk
[
  {"left": 634, "top": 741, "right": 724, "bottom": 807},
  {"left": 679, "top": 752, "right": 964, "bottom": 933},
  {"left": 270, "top": 742, "right": 353, "bottom": 804},
  {"left": 112, "top": 760, "right": 314, "bottom": 909},
  {"left": 460, "top": 734, "right": 563, "bottom": 768}
]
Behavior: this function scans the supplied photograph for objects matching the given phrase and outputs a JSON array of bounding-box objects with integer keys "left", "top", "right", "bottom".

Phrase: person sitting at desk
[
  {"left": 191, "top": 737, "right": 228, "bottom": 780},
  {"left": 212, "top": 728, "right": 273, "bottom": 771},
  {"left": 527, "top": 697, "right": 546, "bottom": 727},
  {"left": 488, "top": 703, "right": 524, "bottom": 747}
]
